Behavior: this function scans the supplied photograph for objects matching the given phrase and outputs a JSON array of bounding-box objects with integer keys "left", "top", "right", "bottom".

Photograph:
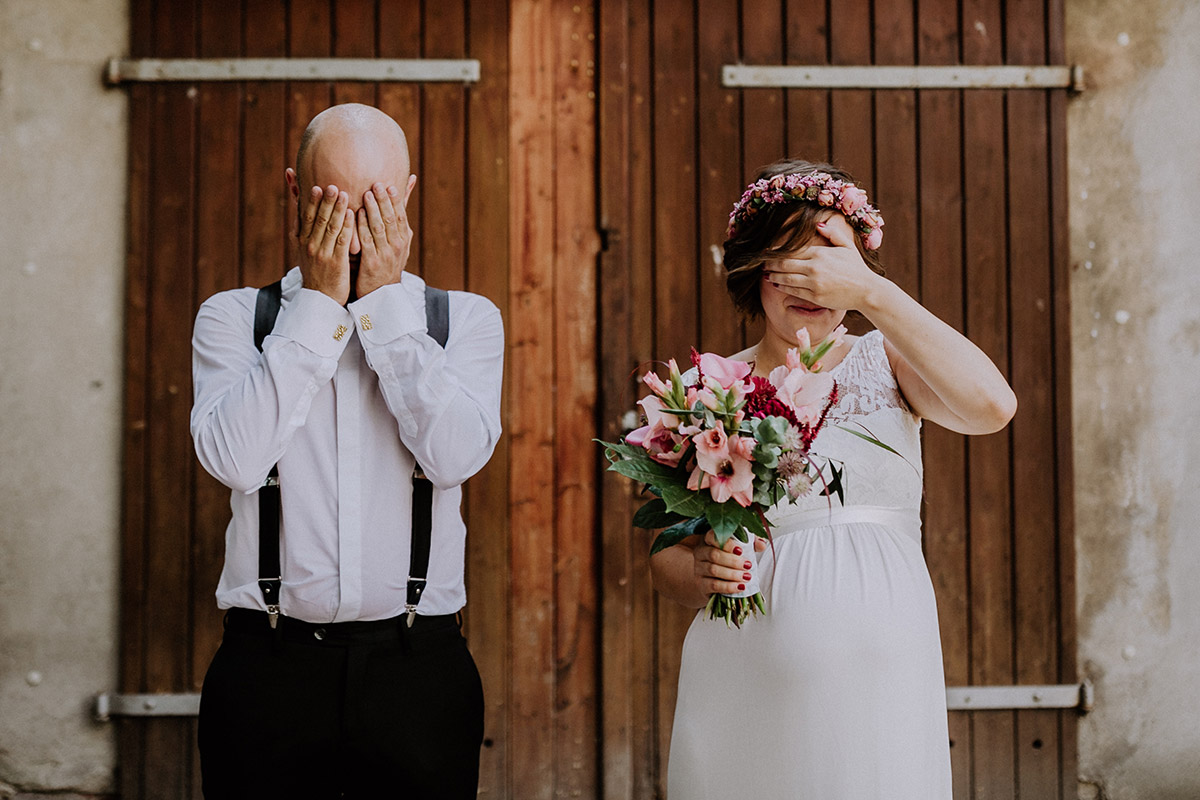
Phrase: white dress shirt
[{"left": 191, "top": 267, "right": 503, "bottom": 622}]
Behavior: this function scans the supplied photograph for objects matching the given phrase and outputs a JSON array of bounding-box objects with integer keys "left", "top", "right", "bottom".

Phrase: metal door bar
[
  {"left": 104, "top": 58, "right": 481, "bottom": 86},
  {"left": 94, "top": 682, "right": 1093, "bottom": 721},
  {"left": 722, "top": 64, "right": 1084, "bottom": 92}
]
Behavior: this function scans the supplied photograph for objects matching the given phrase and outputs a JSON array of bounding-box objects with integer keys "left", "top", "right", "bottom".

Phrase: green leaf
[
  {"left": 594, "top": 439, "right": 649, "bottom": 462},
  {"left": 607, "top": 457, "right": 677, "bottom": 486},
  {"left": 632, "top": 498, "right": 688, "bottom": 529},
  {"left": 705, "top": 503, "right": 760, "bottom": 547},
  {"left": 819, "top": 462, "right": 845, "bottom": 506},
  {"left": 661, "top": 483, "right": 712, "bottom": 518},
  {"left": 649, "top": 516, "right": 709, "bottom": 555},
  {"left": 835, "top": 425, "right": 903, "bottom": 457}
]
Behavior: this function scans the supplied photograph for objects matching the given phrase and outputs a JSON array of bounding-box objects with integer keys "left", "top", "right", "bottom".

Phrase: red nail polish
[
  {"left": 743, "top": 561, "right": 753, "bottom": 570},
  {"left": 743, "top": 572, "right": 752, "bottom": 581},
  {"left": 733, "top": 546, "right": 743, "bottom": 556},
  {"left": 738, "top": 583, "right": 746, "bottom": 591}
]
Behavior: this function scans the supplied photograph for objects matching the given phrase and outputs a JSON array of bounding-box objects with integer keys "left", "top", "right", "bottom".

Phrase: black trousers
[{"left": 198, "top": 608, "right": 484, "bottom": 799}]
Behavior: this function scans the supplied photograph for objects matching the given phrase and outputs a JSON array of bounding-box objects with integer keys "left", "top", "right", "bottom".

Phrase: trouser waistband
[{"left": 223, "top": 607, "right": 460, "bottom": 646}]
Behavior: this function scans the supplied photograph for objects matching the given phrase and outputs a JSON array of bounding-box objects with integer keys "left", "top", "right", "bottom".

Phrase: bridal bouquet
[{"left": 599, "top": 328, "right": 848, "bottom": 627}]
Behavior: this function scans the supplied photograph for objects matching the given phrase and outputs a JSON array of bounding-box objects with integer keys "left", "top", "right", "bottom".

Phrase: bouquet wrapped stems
[{"left": 705, "top": 587, "right": 767, "bottom": 628}]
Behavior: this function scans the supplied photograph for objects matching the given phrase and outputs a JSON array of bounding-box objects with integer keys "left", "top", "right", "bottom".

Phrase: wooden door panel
[{"left": 596, "top": 2, "right": 1076, "bottom": 798}]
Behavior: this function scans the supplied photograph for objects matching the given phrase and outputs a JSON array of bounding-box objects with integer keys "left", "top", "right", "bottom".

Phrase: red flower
[{"left": 743, "top": 376, "right": 801, "bottom": 427}]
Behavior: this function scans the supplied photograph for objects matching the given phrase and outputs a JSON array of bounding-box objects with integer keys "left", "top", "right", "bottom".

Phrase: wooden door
[
  {"left": 117, "top": 1, "right": 513, "bottom": 796},
  {"left": 596, "top": 1, "right": 1077, "bottom": 798}
]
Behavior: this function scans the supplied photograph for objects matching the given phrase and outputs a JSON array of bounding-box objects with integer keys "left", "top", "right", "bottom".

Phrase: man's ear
[
  {"left": 285, "top": 168, "right": 301, "bottom": 235},
  {"left": 403, "top": 173, "right": 417, "bottom": 207}
]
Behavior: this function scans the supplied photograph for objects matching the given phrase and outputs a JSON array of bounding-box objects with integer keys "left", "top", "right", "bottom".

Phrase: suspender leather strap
[
  {"left": 254, "top": 280, "right": 284, "bottom": 627},
  {"left": 406, "top": 286, "right": 449, "bottom": 626},
  {"left": 251, "top": 280, "right": 450, "bottom": 630}
]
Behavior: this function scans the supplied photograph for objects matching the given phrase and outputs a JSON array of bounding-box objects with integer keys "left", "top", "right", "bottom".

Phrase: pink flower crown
[{"left": 727, "top": 171, "right": 885, "bottom": 250}]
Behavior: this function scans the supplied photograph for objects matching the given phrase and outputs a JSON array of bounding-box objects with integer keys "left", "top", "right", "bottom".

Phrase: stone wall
[
  {"left": 1068, "top": 1, "right": 1200, "bottom": 798},
  {"left": 0, "top": 0, "right": 128, "bottom": 795}
]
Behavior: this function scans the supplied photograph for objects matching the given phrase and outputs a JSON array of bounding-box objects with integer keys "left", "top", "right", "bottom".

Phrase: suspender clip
[{"left": 266, "top": 604, "right": 280, "bottom": 629}]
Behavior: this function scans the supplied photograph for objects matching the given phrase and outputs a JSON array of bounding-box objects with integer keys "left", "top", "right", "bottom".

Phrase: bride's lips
[{"left": 787, "top": 300, "right": 827, "bottom": 313}]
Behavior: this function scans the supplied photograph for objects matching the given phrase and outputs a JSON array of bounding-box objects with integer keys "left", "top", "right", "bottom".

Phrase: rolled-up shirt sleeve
[
  {"left": 349, "top": 281, "right": 504, "bottom": 489},
  {"left": 191, "top": 286, "right": 353, "bottom": 493}
]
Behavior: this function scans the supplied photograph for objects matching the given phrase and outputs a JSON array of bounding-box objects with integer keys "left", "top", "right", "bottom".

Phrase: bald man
[{"left": 190, "top": 104, "right": 503, "bottom": 797}]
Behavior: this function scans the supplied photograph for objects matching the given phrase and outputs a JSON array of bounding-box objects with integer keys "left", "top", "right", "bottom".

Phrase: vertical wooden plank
[
  {"left": 142, "top": 0, "right": 198, "bottom": 795},
  {"left": 870, "top": 0, "right": 919, "bottom": 298},
  {"left": 828, "top": 0, "right": 873, "bottom": 187},
  {"left": 241, "top": 2, "right": 287, "bottom": 286},
  {"left": 191, "top": 0, "right": 243, "bottom": 694},
  {"left": 785, "top": 0, "right": 831, "bottom": 162},
  {"left": 1006, "top": 1, "right": 1062, "bottom": 797},
  {"left": 463, "top": 1, "right": 511, "bottom": 795},
  {"left": 378, "top": 2, "right": 422, "bottom": 277},
  {"left": 422, "top": 0, "right": 468, "bottom": 290},
  {"left": 1046, "top": 1, "right": 1078, "bottom": 794},
  {"left": 739, "top": 0, "right": 785, "bottom": 177},
  {"left": 916, "top": 1, "right": 971, "bottom": 795},
  {"left": 696, "top": 1, "right": 741, "bottom": 355},
  {"left": 552, "top": 5, "right": 600, "bottom": 797},
  {"left": 597, "top": 2, "right": 639, "bottom": 795},
  {"left": 286, "top": 0, "right": 334, "bottom": 273},
  {"left": 627, "top": 4, "right": 659, "bottom": 795},
  {"left": 332, "top": 0, "right": 378, "bottom": 107},
  {"left": 650, "top": 0, "right": 699, "bottom": 789},
  {"left": 508, "top": 1, "right": 557, "bottom": 797},
  {"left": 119, "top": 2, "right": 155, "bottom": 795},
  {"left": 961, "top": 1, "right": 1016, "bottom": 797}
]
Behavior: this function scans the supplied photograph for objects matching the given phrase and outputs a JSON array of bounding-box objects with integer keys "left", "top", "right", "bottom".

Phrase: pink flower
[
  {"left": 817, "top": 188, "right": 836, "bottom": 206},
  {"left": 838, "top": 185, "right": 869, "bottom": 215},
  {"left": 768, "top": 366, "right": 836, "bottom": 426},
  {"left": 687, "top": 385, "right": 720, "bottom": 411},
  {"left": 643, "top": 370, "right": 669, "bottom": 396},
  {"left": 688, "top": 434, "right": 755, "bottom": 507},
  {"left": 698, "top": 352, "right": 752, "bottom": 389},
  {"left": 639, "top": 394, "right": 681, "bottom": 431},
  {"left": 692, "top": 421, "right": 730, "bottom": 475},
  {"left": 865, "top": 226, "right": 883, "bottom": 250},
  {"left": 627, "top": 421, "right": 686, "bottom": 467},
  {"left": 793, "top": 328, "right": 811, "bottom": 352}
]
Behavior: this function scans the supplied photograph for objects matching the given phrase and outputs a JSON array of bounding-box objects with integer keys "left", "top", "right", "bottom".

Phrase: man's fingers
[
  {"left": 334, "top": 208, "right": 354, "bottom": 257},
  {"left": 363, "top": 187, "right": 388, "bottom": 243},
  {"left": 372, "top": 183, "right": 400, "bottom": 240},
  {"left": 319, "top": 192, "right": 349, "bottom": 257},
  {"left": 299, "top": 186, "right": 322, "bottom": 241},
  {"left": 356, "top": 208, "right": 375, "bottom": 256}
]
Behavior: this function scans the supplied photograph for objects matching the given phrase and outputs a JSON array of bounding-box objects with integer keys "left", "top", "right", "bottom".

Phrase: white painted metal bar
[
  {"left": 945, "top": 682, "right": 1093, "bottom": 712},
  {"left": 722, "top": 64, "right": 1084, "bottom": 92},
  {"left": 105, "top": 57, "right": 481, "bottom": 85},
  {"left": 94, "top": 692, "right": 201, "bottom": 721},
  {"left": 94, "top": 682, "right": 1093, "bottom": 721}
]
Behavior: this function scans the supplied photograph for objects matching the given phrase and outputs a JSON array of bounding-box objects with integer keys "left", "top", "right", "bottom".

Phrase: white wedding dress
[{"left": 667, "top": 331, "right": 952, "bottom": 799}]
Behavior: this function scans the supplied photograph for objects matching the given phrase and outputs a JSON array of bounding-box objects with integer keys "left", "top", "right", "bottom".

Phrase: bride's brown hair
[{"left": 723, "top": 158, "right": 885, "bottom": 318}]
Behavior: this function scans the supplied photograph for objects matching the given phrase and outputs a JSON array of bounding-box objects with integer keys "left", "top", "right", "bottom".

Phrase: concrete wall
[
  {"left": 1068, "top": 1, "right": 1200, "bottom": 798},
  {"left": 0, "top": 1, "right": 128, "bottom": 796}
]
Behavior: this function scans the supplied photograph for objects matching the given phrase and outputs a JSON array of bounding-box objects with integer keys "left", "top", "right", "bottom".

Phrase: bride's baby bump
[{"left": 752, "top": 524, "right": 942, "bottom": 668}]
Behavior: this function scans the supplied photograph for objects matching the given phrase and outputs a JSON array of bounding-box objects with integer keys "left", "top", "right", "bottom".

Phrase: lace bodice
[{"left": 767, "top": 330, "right": 924, "bottom": 523}]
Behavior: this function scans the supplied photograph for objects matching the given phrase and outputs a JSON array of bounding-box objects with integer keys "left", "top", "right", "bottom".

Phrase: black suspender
[{"left": 252, "top": 280, "right": 450, "bottom": 629}]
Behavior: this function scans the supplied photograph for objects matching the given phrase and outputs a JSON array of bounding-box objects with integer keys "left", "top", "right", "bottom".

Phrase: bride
[{"left": 650, "top": 159, "right": 1016, "bottom": 799}]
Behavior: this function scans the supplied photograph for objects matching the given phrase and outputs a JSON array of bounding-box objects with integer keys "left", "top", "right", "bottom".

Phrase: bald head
[{"left": 295, "top": 103, "right": 411, "bottom": 192}]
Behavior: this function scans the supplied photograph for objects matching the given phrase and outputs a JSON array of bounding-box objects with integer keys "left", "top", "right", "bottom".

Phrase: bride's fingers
[
  {"left": 763, "top": 271, "right": 810, "bottom": 288},
  {"left": 815, "top": 219, "right": 857, "bottom": 249}
]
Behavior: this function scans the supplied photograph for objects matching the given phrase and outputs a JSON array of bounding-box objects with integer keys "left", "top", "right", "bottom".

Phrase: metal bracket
[
  {"left": 104, "top": 57, "right": 481, "bottom": 86},
  {"left": 946, "top": 682, "right": 1093, "bottom": 712},
  {"left": 722, "top": 64, "right": 1084, "bottom": 93},
  {"left": 93, "top": 692, "right": 201, "bottom": 722}
]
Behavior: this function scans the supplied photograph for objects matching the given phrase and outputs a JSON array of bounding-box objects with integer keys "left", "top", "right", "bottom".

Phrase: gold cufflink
[
  {"left": 333, "top": 324, "right": 348, "bottom": 341},
  {"left": 359, "top": 314, "right": 373, "bottom": 331}
]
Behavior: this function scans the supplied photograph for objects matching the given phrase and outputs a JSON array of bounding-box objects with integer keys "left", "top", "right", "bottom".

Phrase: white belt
[{"left": 766, "top": 505, "right": 922, "bottom": 544}]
